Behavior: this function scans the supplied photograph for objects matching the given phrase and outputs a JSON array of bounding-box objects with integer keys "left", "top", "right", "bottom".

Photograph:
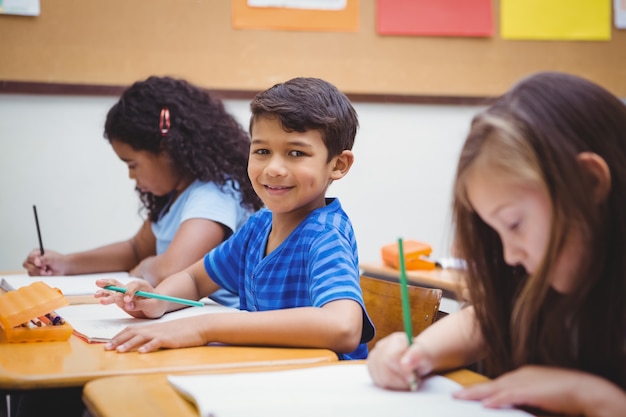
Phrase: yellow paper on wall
[{"left": 501, "top": 0, "right": 611, "bottom": 41}]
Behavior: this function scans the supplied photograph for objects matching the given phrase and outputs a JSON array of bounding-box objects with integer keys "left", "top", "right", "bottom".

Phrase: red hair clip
[{"left": 159, "top": 107, "right": 171, "bottom": 137}]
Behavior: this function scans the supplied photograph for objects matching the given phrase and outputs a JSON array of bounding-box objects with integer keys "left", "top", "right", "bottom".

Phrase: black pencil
[{"left": 33, "top": 205, "right": 44, "bottom": 256}]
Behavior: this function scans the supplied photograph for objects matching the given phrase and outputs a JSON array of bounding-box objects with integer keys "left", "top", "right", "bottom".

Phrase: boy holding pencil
[{"left": 96, "top": 77, "right": 375, "bottom": 360}]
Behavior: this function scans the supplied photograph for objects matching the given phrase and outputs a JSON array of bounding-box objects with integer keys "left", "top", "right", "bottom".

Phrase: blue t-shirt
[
  {"left": 203, "top": 198, "right": 375, "bottom": 360},
  {"left": 152, "top": 180, "right": 253, "bottom": 308}
]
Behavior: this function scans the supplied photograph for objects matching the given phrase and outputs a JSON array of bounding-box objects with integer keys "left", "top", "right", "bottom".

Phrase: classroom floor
[{"left": 3, "top": 389, "right": 86, "bottom": 417}]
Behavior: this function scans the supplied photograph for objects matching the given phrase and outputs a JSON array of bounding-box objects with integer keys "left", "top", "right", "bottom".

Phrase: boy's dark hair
[
  {"left": 104, "top": 76, "right": 263, "bottom": 221},
  {"left": 249, "top": 77, "right": 358, "bottom": 161}
]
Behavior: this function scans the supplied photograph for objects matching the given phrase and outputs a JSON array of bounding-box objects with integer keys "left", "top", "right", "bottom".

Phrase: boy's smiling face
[{"left": 248, "top": 116, "right": 339, "bottom": 219}]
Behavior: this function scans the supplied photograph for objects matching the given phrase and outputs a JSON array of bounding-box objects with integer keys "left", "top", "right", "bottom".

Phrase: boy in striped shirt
[{"left": 97, "top": 77, "right": 375, "bottom": 360}]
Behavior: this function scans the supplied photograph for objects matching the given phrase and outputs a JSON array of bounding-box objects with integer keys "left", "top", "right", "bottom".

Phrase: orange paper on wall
[{"left": 232, "top": 0, "right": 359, "bottom": 32}]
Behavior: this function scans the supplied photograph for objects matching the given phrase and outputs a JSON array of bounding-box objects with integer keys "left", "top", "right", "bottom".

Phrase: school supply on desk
[
  {"left": 0, "top": 278, "right": 16, "bottom": 293},
  {"left": 397, "top": 238, "right": 419, "bottom": 391},
  {"left": 104, "top": 285, "right": 204, "bottom": 307},
  {"left": 435, "top": 257, "right": 468, "bottom": 270},
  {"left": 0, "top": 281, "right": 73, "bottom": 343},
  {"left": 0, "top": 272, "right": 134, "bottom": 296},
  {"left": 167, "top": 363, "right": 533, "bottom": 417},
  {"left": 382, "top": 239, "right": 436, "bottom": 270},
  {"left": 397, "top": 240, "right": 414, "bottom": 338},
  {"left": 1, "top": 278, "right": 68, "bottom": 324},
  {"left": 56, "top": 301, "right": 242, "bottom": 343},
  {"left": 32, "top": 204, "right": 45, "bottom": 256}
]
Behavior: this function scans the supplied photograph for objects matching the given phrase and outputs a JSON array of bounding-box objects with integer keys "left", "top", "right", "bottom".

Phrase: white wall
[{"left": 0, "top": 93, "right": 482, "bottom": 271}]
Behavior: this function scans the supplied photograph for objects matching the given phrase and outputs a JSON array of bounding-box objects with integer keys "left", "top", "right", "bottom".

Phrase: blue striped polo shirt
[{"left": 203, "top": 198, "right": 374, "bottom": 360}]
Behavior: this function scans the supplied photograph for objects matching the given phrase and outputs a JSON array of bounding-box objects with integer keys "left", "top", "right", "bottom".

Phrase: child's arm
[
  {"left": 21, "top": 221, "right": 153, "bottom": 276},
  {"left": 68, "top": 220, "right": 155, "bottom": 274},
  {"left": 454, "top": 365, "right": 626, "bottom": 417},
  {"left": 100, "top": 297, "right": 364, "bottom": 354},
  {"left": 129, "top": 218, "right": 226, "bottom": 285},
  {"left": 95, "top": 258, "right": 220, "bottom": 318},
  {"left": 367, "top": 306, "right": 485, "bottom": 390}
]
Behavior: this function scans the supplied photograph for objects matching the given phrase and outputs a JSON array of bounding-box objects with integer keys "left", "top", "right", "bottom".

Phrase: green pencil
[
  {"left": 104, "top": 285, "right": 204, "bottom": 307},
  {"left": 398, "top": 238, "right": 419, "bottom": 391}
]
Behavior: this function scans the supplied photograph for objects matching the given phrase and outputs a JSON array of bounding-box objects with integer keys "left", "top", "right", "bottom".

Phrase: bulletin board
[{"left": 0, "top": 0, "right": 625, "bottom": 100}]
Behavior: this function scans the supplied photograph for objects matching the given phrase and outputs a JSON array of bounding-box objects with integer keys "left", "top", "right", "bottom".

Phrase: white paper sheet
[
  {"left": 1, "top": 272, "right": 135, "bottom": 296},
  {"left": 168, "top": 364, "right": 533, "bottom": 417},
  {"left": 616, "top": 0, "right": 626, "bottom": 29},
  {"left": 0, "top": 0, "right": 40, "bottom": 16},
  {"left": 57, "top": 301, "right": 241, "bottom": 343},
  {"left": 247, "top": 0, "right": 346, "bottom": 10}
]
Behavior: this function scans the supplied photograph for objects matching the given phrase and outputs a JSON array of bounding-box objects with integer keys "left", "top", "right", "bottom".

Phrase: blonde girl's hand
[
  {"left": 105, "top": 316, "right": 207, "bottom": 353},
  {"left": 453, "top": 365, "right": 626, "bottom": 417},
  {"left": 22, "top": 248, "right": 67, "bottom": 276},
  {"left": 94, "top": 278, "right": 166, "bottom": 319},
  {"left": 367, "top": 332, "right": 435, "bottom": 390}
]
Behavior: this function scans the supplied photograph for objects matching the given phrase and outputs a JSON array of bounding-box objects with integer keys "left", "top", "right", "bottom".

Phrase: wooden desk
[
  {"left": 83, "top": 361, "right": 492, "bottom": 417},
  {"left": 0, "top": 335, "right": 337, "bottom": 391},
  {"left": 1, "top": 272, "right": 336, "bottom": 392},
  {"left": 0, "top": 271, "right": 110, "bottom": 305},
  {"left": 360, "top": 262, "right": 466, "bottom": 298}
]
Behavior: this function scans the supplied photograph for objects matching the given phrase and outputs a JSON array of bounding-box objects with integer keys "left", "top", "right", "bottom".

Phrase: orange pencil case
[
  {"left": 0, "top": 281, "right": 73, "bottom": 343},
  {"left": 381, "top": 239, "right": 436, "bottom": 270}
]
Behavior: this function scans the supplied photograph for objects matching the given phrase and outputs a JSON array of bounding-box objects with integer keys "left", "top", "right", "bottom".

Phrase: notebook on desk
[
  {"left": 57, "top": 301, "right": 242, "bottom": 343},
  {"left": 167, "top": 363, "right": 533, "bottom": 417}
]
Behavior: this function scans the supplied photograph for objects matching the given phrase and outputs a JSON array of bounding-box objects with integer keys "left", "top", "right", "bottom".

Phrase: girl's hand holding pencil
[
  {"left": 366, "top": 238, "right": 435, "bottom": 391},
  {"left": 367, "top": 331, "right": 436, "bottom": 391}
]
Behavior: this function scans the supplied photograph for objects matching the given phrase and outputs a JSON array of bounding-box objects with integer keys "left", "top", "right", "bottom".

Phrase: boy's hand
[
  {"left": 95, "top": 278, "right": 166, "bottom": 319},
  {"left": 105, "top": 316, "right": 208, "bottom": 353}
]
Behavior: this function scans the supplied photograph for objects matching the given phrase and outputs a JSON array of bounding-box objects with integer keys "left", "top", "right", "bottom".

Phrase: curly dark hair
[{"left": 104, "top": 76, "right": 263, "bottom": 221}]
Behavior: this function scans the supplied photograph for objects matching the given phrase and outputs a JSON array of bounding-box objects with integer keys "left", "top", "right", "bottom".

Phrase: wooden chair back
[{"left": 360, "top": 275, "right": 443, "bottom": 351}]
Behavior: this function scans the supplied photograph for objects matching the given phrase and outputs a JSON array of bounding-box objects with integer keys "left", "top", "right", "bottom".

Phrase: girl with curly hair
[{"left": 23, "top": 76, "right": 262, "bottom": 308}]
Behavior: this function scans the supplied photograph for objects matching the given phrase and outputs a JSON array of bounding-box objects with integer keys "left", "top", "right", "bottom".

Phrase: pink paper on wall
[{"left": 376, "top": 0, "right": 493, "bottom": 37}]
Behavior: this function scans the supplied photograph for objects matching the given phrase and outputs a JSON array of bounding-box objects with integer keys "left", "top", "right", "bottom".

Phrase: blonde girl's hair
[{"left": 452, "top": 72, "right": 626, "bottom": 388}]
